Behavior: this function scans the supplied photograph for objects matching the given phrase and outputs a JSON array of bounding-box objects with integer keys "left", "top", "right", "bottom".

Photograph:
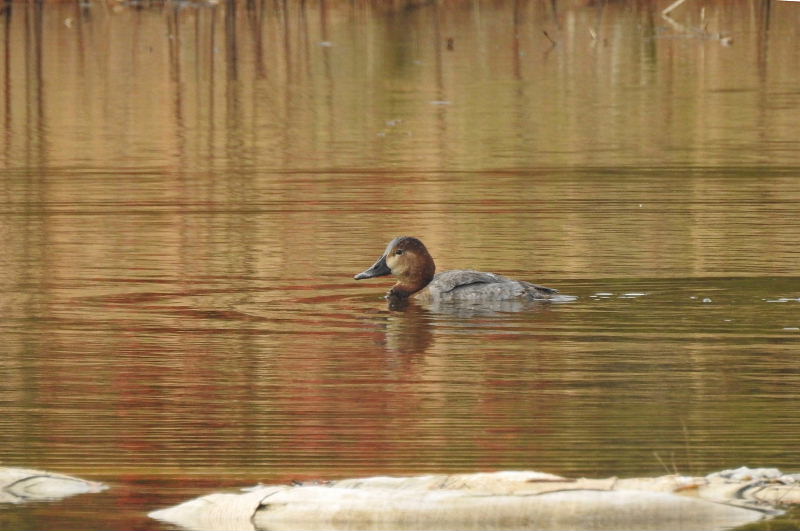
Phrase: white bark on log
[
  {"left": 0, "top": 467, "right": 107, "bottom": 503},
  {"left": 150, "top": 468, "right": 799, "bottom": 531}
]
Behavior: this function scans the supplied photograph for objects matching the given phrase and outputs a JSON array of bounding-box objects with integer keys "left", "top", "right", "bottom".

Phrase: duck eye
[{"left": 395, "top": 249, "right": 404, "bottom": 255}]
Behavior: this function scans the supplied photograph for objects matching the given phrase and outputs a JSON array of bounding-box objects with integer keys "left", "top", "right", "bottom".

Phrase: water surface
[{"left": 1, "top": 1, "right": 800, "bottom": 529}]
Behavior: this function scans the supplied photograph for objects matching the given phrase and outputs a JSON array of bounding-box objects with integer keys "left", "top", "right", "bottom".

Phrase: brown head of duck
[{"left": 354, "top": 236, "right": 436, "bottom": 299}]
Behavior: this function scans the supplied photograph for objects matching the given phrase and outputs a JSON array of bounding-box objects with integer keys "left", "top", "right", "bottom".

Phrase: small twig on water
[
  {"left": 661, "top": 0, "right": 732, "bottom": 46},
  {"left": 542, "top": 30, "right": 556, "bottom": 47},
  {"left": 662, "top": 0, "right": 689, "bottom": 16},
  {"left": 653, "top": 452, "right": 672, "bottom": 475}
]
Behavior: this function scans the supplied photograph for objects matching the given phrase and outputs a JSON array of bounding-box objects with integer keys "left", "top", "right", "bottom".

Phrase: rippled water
[{"left": 2, "top": 1, "right": 800, "bottom": 529}]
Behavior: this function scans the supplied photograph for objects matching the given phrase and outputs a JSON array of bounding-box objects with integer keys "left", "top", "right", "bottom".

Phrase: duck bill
[{"left": 354, "top": 255, "right": 391, "bottom": 280}]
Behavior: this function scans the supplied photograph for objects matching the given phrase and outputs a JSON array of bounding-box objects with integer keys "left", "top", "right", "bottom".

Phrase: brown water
[{"left": 2, "top": 0, "right": 800, "bottom": 529}]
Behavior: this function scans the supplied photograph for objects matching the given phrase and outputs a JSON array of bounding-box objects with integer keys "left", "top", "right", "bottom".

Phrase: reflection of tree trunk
[
  {"left": 2, "top": 0, "right": 11, "bottom": 165},
  {"left": 220, "top": 0, "right": 247, "bottom": 171},
  {"left": 755, "top": 0, "right": 771, "bottom": 163},
  {"left": 25, "top": 0, "right": 47, "bottom": 167},
  {"left": 431, "top": 1, "right": 448, "bottom": 167},
  {"left": 167, "top": 5, "right": 179, "bottom": 82},
  {"left": 756, "top": 0, "right": 771, "bottom": 83},
  {"left": 247, "top": 0, "right": 267, "bottom": 79},
  {"left": 225, "top": 0, "right": 238, "bottom": 81},
  {"left": 512, "top": 0, "right": 522, "bottom": 80}
]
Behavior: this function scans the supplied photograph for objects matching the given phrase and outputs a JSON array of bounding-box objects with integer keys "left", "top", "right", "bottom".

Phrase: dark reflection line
[
  {"left": 280, "top": 0, "right": 290, "bottom": 85},
  {"left": 279, "top": 0, "right": 293, "bottom": 169},
  {"left": 247, "top": 0, "right": 267, "bottom": 79},
  {"left": 168, "top": 3, "right": 187, "bottom": 172},
  {"left": 430, "top": 1, "right": 450, "bottom": 168},
  {"left": 512, "top": 0, "right": 522, "bottom": 80},
  {"left": 320, "top": 0, "right": 331, "bottom": 79},
  {"left": 432, "top": 1, "right": 444, "bottom": 97},
  {"left": 225, "top": 0, "right": 238, "bottom": 81},
  {"left": 548, "top": 0, "right": 560, "bottom": 29},
  {"left": 756, "top": 0, "right": 771, "bottom": 83},
  {"left": 25, "top": 0, "right": 47, "bottom": 169},
  {"left": 640, "top": 2, "right": 657, "bottom": 68},
  {"left": 299, "top": 0, "right": 312, "bottom": 83},
  {"left": 72, "top": 0, "right": 88, "bottom": 76},
  {"left": 755, "top": 0, "right": 772, "bottom": 165},
  {"left": 320, "top": 0, "right": 335, "bottom": 158},
  {"left": 207, "top": 5, "right": 218, "bottom": 168},
  {"left": 225, "top": 0, "right": 244, "bottom": 170},
  {"left": 2, "top": 0, "right": 10, "bottom": 167},
  {"left": 167, "top": 6, "right": 180, "bottom": 82}
]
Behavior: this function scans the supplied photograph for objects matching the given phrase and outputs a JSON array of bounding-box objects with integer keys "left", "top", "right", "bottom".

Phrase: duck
[{"left": 354, "top": 236, "right": 558, "bottom": 303}]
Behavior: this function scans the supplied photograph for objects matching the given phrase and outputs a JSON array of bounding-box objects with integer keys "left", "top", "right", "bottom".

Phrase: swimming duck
[{"left": 354, "top": 236, "right": 558, "bottom": 302}]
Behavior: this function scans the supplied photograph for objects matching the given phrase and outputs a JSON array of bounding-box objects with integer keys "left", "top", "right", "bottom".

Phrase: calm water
[{"left": 2, "top": 0, "right": 800, "bottom": 529}]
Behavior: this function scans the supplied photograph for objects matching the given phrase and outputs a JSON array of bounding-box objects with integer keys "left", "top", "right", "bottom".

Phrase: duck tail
[{"left": 522, "top": 282, "right": 559, "bottom": 298}]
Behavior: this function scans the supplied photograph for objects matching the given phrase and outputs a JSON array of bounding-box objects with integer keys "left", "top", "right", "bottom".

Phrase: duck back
[{"left": 418, "top": 270, "right": 557, "bottom": 302}]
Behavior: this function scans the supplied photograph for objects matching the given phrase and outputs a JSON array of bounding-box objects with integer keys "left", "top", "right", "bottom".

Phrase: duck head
[{"left": 354, "top": 236, "right": 436, "bottom": 298}]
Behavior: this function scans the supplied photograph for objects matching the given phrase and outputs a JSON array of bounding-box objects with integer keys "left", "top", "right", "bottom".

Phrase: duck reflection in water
[
  {"left": 355, "top": 236, "right": 562, "bottom": 311},
  {"left": 382, "top": 301, "right": 434, "bottom": 355}
]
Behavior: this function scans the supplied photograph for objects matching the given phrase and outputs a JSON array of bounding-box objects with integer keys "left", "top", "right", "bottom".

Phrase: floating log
[
  {"left": 150, "top": 468, "right": 799, "bottom": 531},
  {"left": 0, "top": 467, "right": 107, "bottom": 503}
]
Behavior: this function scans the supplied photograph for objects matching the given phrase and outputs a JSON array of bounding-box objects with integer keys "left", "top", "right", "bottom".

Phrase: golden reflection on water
[
  {"left": 2, "top": 0, "right": 800, "bottom": 171},
  {"left": 1, "top": 1, "right": 800, "bottom": 530}
]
